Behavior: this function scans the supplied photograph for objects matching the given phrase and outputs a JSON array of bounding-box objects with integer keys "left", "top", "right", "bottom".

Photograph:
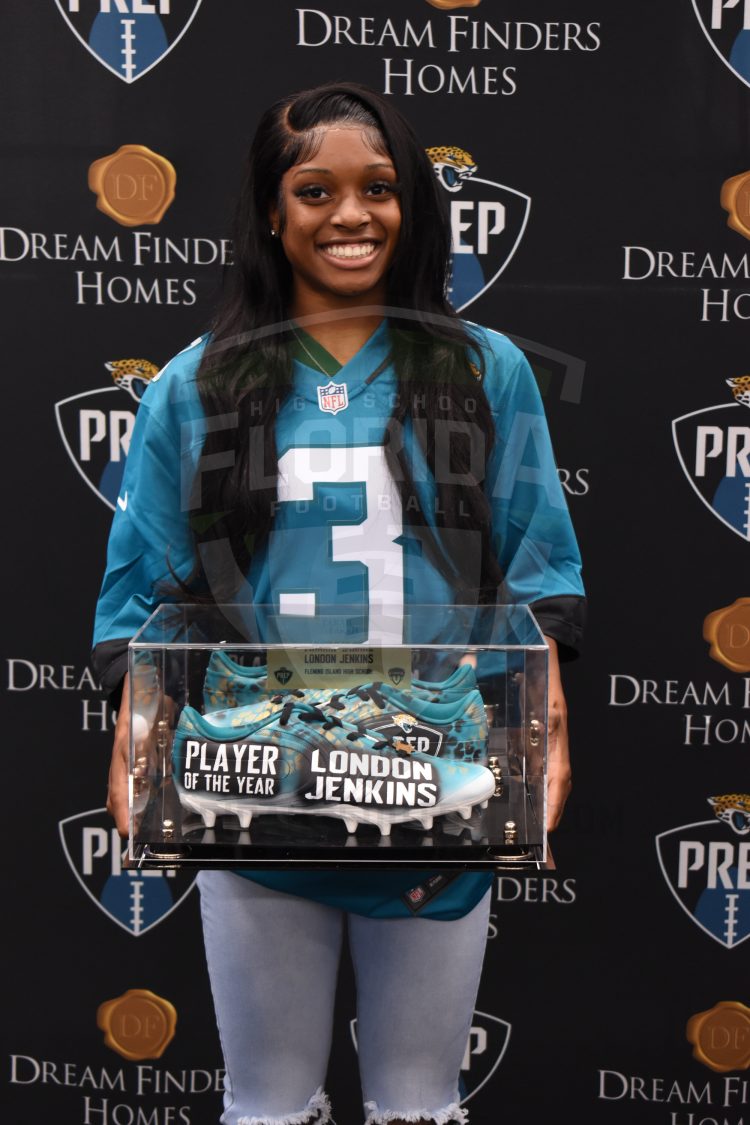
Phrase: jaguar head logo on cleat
[
  {"left": 392, "top": 713, "right": 417, "bottom": 735},
  {"left": 388, "top": 666, "right": 406, "bottom": 685}
]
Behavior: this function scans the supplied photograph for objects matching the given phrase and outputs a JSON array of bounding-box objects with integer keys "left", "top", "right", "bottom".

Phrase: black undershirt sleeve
[
  {"left": 529, "top": 595, "right": 586, "bottom": 661},
  {"left": 91, "top": 638, "right": 129, "bottom": 709}
]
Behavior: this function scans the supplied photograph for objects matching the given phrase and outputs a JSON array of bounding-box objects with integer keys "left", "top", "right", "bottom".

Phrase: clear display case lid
[{"left": 130, "top": 602, "right": 548, "bottom": 650}]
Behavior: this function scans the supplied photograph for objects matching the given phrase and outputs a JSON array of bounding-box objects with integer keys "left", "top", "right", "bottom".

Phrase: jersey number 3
[{"left": 275, "top": 445, "right": 404, "bottom": 643}]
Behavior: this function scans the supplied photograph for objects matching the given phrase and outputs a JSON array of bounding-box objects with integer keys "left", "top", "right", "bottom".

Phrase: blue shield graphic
[
  {"left": 55, "top": 1, "right": 203, "bottom": 84},
  {"left": 656, "top": 814, "right": 750, "bottom": 950},
  {"left": 427, "top": 148, "right": 530, "bottom": 311},
  {"left": 55, "top": 359, "right": 156, "bottom": 509},
  {"left": 672, "top": 400, "right": 750, "bottom": 542},
  {"left": 55, "top": 386, "right": 137, "bottom": 510},
  {"left": 447, "top": 176, "right": 531, "bottom": 312},
  {"left": 692, "top": 0, "right": 750, "bottom": 90},
  {"left": 59, "top": 808, "right": 197, "bottom": 936}
]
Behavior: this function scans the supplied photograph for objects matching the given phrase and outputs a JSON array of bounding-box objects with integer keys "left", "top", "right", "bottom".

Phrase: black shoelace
[
  {"left": 276, "top": 700, "right": 392, "bottom": 749},
  {"left": 327, "top": 682, "right": 387, "bottom": 713}
]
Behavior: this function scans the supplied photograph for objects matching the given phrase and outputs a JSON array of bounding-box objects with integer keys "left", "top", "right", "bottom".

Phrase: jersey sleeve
[
  {"left": 478, "top": 329, "right": 585, "bottom": 657},
  {"left": 92, "top": 341, "right": 206, "bottom": 701}
]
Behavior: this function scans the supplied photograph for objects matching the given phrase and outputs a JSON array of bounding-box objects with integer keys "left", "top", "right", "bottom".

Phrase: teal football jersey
[{"left": 93, "top": 320, "right": 584, "bottom": 917}]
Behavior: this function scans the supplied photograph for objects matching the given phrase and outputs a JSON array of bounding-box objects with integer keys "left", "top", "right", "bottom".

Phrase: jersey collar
[{"left": 291, "top": 319, "right": 392, "bottom": 403}]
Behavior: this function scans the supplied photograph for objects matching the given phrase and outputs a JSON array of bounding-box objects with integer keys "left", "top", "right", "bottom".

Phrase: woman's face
[{"left": 271, "top": 126, "right": 402, "bottom": 311}]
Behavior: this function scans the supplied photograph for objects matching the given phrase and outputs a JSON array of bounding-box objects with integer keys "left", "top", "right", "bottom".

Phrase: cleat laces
[{"left": 277, "top": 701, "right": 398, "bottom": 752}]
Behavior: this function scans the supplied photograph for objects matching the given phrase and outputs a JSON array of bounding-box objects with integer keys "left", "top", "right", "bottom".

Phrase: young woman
[{"left": 94, "top": 83, "right": 584, "bottom": 1125}]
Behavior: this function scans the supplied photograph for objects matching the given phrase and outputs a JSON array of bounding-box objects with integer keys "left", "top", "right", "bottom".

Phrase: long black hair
[{"left": 186, "top": 82, "right": 504, "bottom": 602}]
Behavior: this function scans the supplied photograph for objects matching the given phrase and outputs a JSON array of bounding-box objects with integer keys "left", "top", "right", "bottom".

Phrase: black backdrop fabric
[{"left": 3, "top": 3, "right": 750, "bottom": 1123}]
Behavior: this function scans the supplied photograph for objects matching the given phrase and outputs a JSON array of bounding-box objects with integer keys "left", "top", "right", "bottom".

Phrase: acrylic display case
[{"left": 128, "top": 603, "right": 549, "bottom": 869}]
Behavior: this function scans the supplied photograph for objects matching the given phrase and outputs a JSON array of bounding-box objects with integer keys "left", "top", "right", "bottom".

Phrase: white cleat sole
[{"left": 175, "top": 767, "right": 494, "bottom": 838}]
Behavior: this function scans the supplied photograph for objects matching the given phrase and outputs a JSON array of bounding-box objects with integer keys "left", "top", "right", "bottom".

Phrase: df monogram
[
  {"left": 97, "top": 989, "right": 177, "bottom": 1061},
  {"left": 89, "top": 145, "right": 176, "bottom": 227}
]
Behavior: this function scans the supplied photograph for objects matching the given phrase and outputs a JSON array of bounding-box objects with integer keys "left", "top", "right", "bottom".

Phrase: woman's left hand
[{"left": 545, "top": 637, "right": 572, "bottom": 831}]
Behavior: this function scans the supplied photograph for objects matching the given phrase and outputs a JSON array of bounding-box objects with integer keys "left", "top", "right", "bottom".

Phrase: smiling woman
[
  {"left": 93, "top": 81, "right": 584, "bottom": 1125},
  {"left": 270, "top": 127, "right": 402, "bottom": 356}
]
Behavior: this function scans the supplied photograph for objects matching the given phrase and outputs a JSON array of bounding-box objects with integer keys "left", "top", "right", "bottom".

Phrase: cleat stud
[
  {"left": 480, "top": 800, "right": 489, "bottom": 810},
  {"left": 344, "top": 818, "right": 358, "bottom": 834},
  {"left": 420, "top": 815, "right": 433, "bottom": 830},
  {"left": 238, "top": 811, "right": 252, "bottom": 829},
  {"left": 202, "top": 811, "right": 216, "bottom": 828},
  {"left": 458, "top": 806, "right": 472, "bottom": 820},
  {"left": 380, "top": 822, "right": 392, "bottom": 838}
]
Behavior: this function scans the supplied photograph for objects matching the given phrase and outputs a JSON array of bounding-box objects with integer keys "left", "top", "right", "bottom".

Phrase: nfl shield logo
[
  {"left": 317, "top": 381, "right": 349, "bottom": 415},
  {"left": 672, "top": 394, "right": 750, "bottom": 542},
  {"left": 59, "top": 809, "right": 197, "bottom": 936},
  {"left": 656, "top": 805, "right": 750, "bottom": 950},
  {"left": 55, "top": 0, "right": 203, "bottom": 84},
  {"left": 691, "top": 0, "right": 750, "bottom": 90}
]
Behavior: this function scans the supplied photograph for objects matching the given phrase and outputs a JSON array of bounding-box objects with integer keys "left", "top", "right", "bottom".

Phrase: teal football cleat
[
  {"left": 202, "top": 649, "right": 479, "bottom": 711},
  {"left": 203, "top": 651, "right": 267, "bottom": 711},
  {"left": 199, "top": 679, "right": 488, "bottom": 765},
  {"left": 172, "top": 699, "right": 494, "bottom": 837}
]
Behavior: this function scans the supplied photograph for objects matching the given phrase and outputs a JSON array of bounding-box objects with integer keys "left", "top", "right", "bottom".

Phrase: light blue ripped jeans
[{"left": 198, "top": 872, "right": 491, "bottom": 1125}]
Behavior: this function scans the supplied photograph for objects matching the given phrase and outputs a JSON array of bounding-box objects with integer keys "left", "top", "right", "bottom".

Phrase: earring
[{"left": 270, "top": 227, "right": 278, "bottom": 237}]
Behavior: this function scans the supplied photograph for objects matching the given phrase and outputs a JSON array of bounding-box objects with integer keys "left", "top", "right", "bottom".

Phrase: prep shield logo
[
  {"left": 656, "top": 795, "right": 750, "bottom": 950},
  {"left": 426, "top": 146, "right": 530, "bottom": 311},
  {"left": 351, "top": 1009, "right": 510, "bottom": 1105},
  {"left": 691, "top": 1, "right": 750, "bottom": 90},
  {"left": 55, "top": 357, "right": 158, "bottom": 509},
  {"left": 59, "top": 809, "right": 196, "bottom": 936},
  {"left": 55, "top": 1, "right": 203, "bottom": 84},
  {"left": 672, "top": 378, "right": 750, "bottom": 541},
  {"left": 364, "top": 714, "right": 444, "bottom": 756}
]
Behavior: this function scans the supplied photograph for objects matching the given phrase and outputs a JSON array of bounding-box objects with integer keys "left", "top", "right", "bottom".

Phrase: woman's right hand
[{"left": 107, "top": 672, "right": 131, "bottom": 837}]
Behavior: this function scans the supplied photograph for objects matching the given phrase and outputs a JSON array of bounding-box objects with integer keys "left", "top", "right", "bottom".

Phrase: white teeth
[{"left": 324, "top": 242, "right": 375, "bottom": 259}]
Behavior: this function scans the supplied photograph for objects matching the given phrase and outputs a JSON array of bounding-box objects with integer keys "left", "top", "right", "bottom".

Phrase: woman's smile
[{"left": 320, "top": 240, "right": 378, "bottom": 262}]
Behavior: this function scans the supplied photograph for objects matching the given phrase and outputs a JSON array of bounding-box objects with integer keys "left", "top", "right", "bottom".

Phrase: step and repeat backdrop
[{"left": 3, "top": 2, "right": 750, "bottom": 1123}]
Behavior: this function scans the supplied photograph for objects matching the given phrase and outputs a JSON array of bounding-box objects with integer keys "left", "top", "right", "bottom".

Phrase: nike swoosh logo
[{"left": 117, "top": 493, "right": 128, "bottom": 511}]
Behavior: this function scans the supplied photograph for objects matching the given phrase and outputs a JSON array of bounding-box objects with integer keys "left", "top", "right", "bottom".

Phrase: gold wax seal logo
[
  {"left": 721, "top": 170, "right": 750, "bottom": 241},
  {"left": 88, "top": 144, "right": 176, "bottom": 228},
  {"left": 686, "top": 1002, "right": 750, "bottom": 1073},
  {"left": 426, "top": 0, "right": 481, "bottom": 8},
  {"left": 97, "top": 989, "right": 177, "bottom": 1061},
  {"left": 703, "top": 598, "right": 750, "bottom": 673}
]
